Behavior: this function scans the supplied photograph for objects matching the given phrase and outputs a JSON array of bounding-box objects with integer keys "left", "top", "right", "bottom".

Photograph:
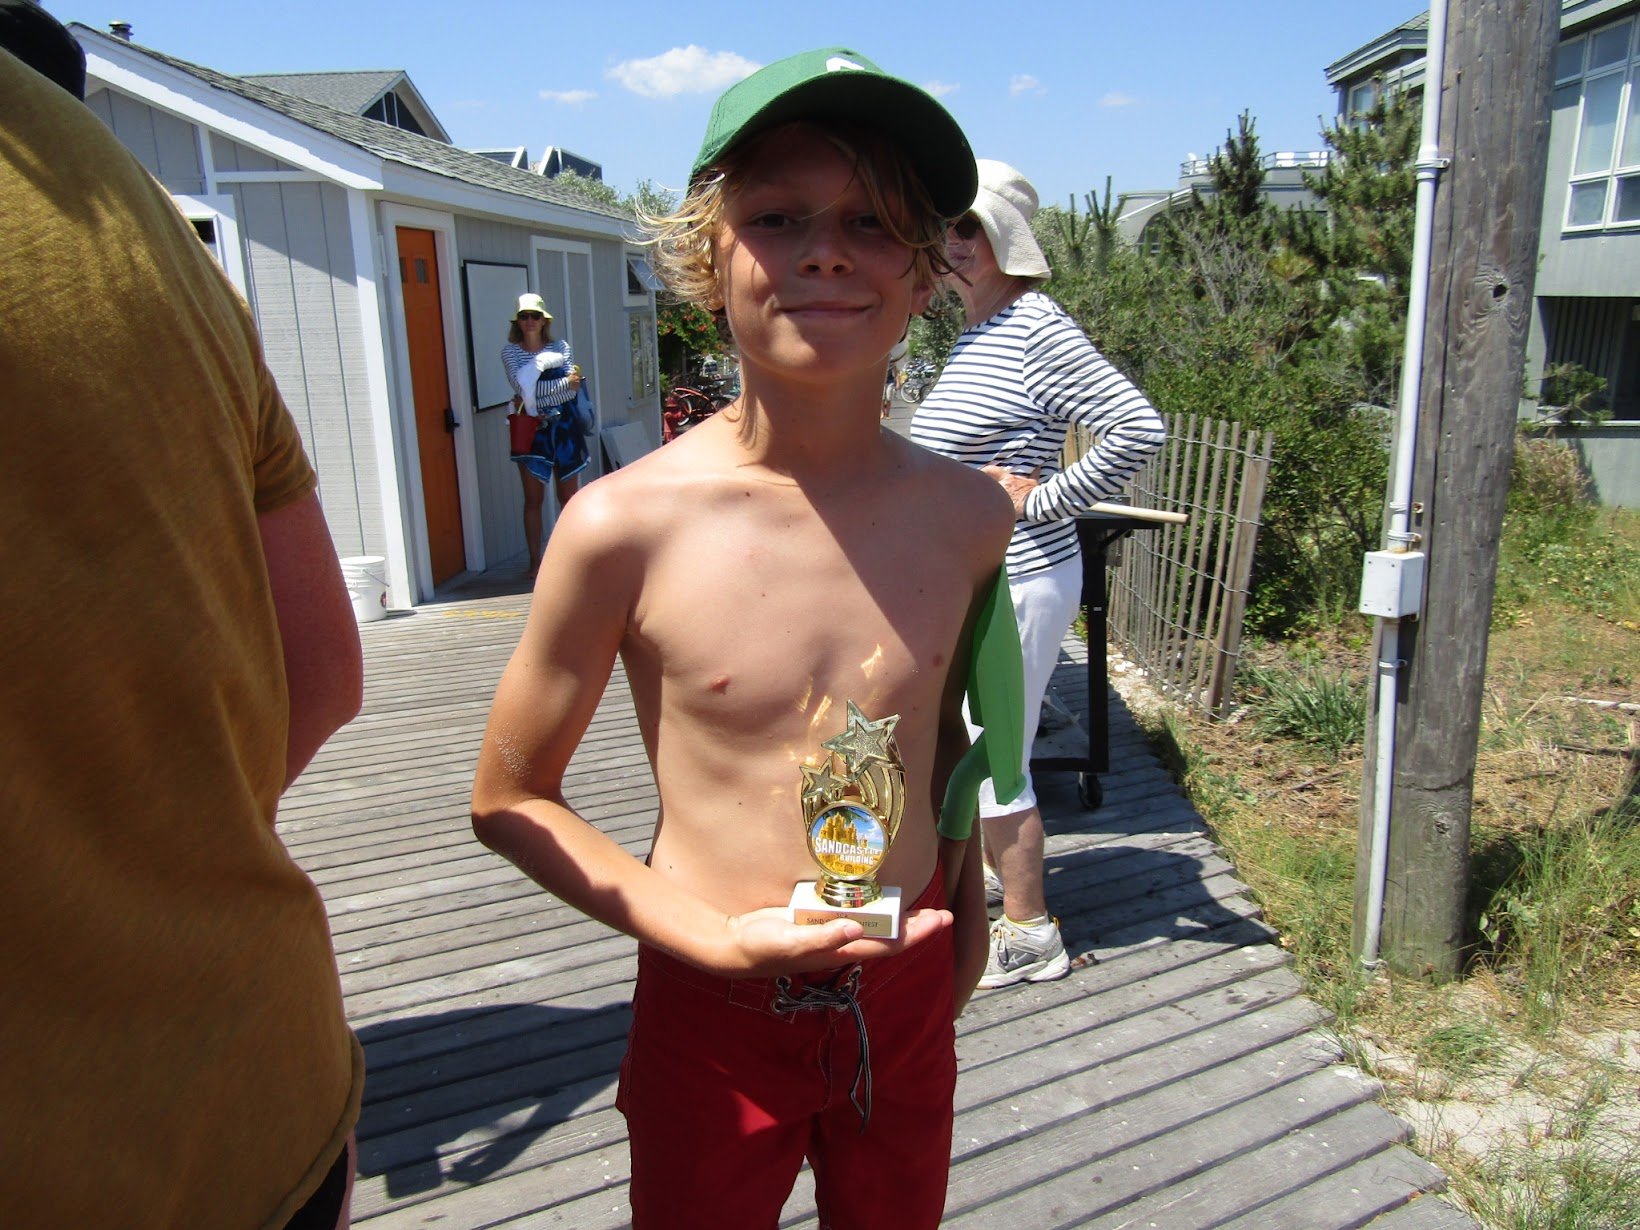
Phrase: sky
[{"left": 47, "top": 1, "right": 1423, "bottom": 208}]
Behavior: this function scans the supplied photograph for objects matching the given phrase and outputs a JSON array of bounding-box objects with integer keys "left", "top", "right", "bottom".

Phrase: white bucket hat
[
  {"left": 968, "top": 159, "right": 1050, "bottom": 280},
  {"left": 513, "top": 292, "right": 553, "bottom": 321}
]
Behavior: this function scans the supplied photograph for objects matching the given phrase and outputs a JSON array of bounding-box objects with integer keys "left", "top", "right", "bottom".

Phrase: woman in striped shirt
[
  {"left": 501, "top": 293, "right": 584, "bottom": 577},
  {"left": 911, "top": 160, "right": 1165, "bottom": 989}
]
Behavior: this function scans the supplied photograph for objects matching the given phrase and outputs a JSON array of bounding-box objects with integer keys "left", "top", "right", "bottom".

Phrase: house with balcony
[
  {"left": 71, "top": 21, "right": 664, "bottom": 604},
  {"left": 1115, "top": 149, "right": 1332, "bottom": 250},
  {"left": 1327, "top": 1, "right": 1640, "bottom": 507}
]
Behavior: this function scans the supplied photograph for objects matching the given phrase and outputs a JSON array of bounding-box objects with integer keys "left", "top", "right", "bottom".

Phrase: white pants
[{"left": 964, "top": 552, "right": 1083, "bottom": 819}]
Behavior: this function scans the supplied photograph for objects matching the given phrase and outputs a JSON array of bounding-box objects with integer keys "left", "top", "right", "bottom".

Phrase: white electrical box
[{"left": 1358, "top": 550, "right": 1426, "bottom": 619}]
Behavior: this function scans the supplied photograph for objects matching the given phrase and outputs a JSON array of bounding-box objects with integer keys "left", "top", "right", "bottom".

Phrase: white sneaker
[
  {"left": 978, "top": 916, "right": 1070, "bottom": 988},
  {"left": 983, "top": 863, "right": 1004, "bottom": 908}
]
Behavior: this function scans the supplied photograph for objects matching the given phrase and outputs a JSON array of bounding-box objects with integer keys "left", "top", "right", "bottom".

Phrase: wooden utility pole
[{"left": 1354, "top": 0, "right": 1559, "bottom": 979}]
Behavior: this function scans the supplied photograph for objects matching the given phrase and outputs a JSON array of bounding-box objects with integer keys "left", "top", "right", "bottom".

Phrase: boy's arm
[{"left": 472, "top": 484, "right": 949, "bottom": 977}]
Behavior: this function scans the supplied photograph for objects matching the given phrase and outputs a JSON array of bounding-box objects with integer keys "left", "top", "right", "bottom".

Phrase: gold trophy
[{"left": 788, "top": 700, "right": 906, "bottom": 939}]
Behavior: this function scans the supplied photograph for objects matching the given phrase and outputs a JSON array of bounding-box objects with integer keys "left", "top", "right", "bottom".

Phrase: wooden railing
[{"left": 1067, "top": 412, "right": 1275, "bottom": 714}]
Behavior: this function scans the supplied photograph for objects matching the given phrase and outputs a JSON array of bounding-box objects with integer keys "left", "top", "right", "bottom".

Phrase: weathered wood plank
[
  {"left": 1357, "top": 1193, "right": 1481, "bottom": 1229},
  {"left": 1079, "top": 1100, "right": 1419, "bottom": 1228},
  {"left": 943, "top": 1069, "right": 1379, "bottom": 1226},
  {"left": 1214, "top": 1146, "right": 1454, "bottom": 1229}
]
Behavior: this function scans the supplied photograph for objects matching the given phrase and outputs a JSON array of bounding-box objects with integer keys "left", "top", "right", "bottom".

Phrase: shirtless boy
[{"left": 471, "top": 48, "right": 1016, "bottom": 1229}]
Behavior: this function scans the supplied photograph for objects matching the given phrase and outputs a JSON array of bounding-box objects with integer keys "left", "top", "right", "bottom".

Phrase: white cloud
[
  {"left": 1009, "top": 74, "right": 1046, "bottom": 98},
  {"left": 921, "top": 80, "right": 959, "bottom": 99},
  {"left": 608, "top": 46, "right": 760, "bottom": 99},
  {"left": 1100, "top": 91, "right": 1137, "bottom": 108},
  {"left": 540, "top": 88, "right": 596, "bottom": 105}
]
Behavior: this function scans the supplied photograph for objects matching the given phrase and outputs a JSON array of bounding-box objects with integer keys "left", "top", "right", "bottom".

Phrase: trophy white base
[{"left": 788, "top": 882, "right": 902, "bottom": 940}]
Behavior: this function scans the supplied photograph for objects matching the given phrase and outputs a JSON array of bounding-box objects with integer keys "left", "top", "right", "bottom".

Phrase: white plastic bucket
[{"left": 339, "top": 555, "right": 389, "bottom": 624}]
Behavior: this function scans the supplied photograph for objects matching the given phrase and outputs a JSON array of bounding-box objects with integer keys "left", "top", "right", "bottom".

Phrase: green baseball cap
[{"left": 689, "top": 47, "right": 977, "bottom": 219}]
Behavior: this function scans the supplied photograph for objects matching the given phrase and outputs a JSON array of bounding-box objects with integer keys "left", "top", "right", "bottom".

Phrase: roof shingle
[
  {"left": 76, "top": 28, "right": 631, "bottom": 223},
  {"left": 240, "top": 69, "right": 406, "bottom": 115}
]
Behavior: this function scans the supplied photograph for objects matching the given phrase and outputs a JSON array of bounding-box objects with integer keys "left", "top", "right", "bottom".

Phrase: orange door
[{"left": 397, "top": 227, "right": 465, "bottom": 584}]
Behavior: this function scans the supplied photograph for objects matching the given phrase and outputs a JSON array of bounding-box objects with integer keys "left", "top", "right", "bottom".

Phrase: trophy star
[
  {"left": 800, "top": 760, "right": 849, "bottom": 806},
  {"left": 822, "top": 701, "right": 901, "bottom": 776}
]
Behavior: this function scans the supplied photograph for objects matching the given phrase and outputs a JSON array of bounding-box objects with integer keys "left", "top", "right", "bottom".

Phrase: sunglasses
[
  {"left": 517, "top": 312, "right": 545, "bottom": 321},
  {"left": 948, "top": 217, "right": 982, "bottom": 240}
]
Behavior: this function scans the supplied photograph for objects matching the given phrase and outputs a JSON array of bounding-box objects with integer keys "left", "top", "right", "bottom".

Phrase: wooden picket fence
[{"left": 1067, "top": 413, "right": 1275, "bottom": 715}]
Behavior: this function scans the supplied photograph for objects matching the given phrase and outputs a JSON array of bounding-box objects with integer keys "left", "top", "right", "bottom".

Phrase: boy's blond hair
[{"left": 642, "top": 122, "right": 953, "bottom": 312}]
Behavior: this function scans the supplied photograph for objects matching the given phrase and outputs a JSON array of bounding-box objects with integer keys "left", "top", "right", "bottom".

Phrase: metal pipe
[{"left": 1362, "top": 0, "right": 1449, "bottom": 968}]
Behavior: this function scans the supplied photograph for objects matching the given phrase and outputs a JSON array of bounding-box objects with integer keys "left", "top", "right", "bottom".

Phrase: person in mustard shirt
[{"left": 1, "top": 20, "right": 365, "bottom": 1229}]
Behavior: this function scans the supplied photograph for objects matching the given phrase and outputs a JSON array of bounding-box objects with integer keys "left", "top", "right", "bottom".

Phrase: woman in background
[
  {"left": 502, "top": 293, "right": 584, "bottom": 577},
  {"left": 911, "top": 160, "right": 1165, "bottom": 990}
]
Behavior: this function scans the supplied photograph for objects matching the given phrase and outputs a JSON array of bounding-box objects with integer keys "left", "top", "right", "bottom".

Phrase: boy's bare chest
[{"left": 631, "top": 492, "right": 972, "bottom": 738}]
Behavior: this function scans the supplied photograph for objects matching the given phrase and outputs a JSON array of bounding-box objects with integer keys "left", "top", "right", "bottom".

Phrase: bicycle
[
  {"left": 899, "top": 360, "right": 936, "bottom": 405},
  {"left": 662, "top": 386, "right": 719, "bottom": 443}
]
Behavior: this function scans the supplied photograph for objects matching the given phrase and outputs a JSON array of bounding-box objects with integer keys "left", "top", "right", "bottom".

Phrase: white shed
[{"left": 73, "top": 23, "right": 664, "bottom": 605}]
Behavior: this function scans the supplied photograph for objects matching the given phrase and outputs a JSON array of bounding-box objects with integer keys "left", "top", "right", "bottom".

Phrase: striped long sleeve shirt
[
  {"left": 501, "top": 339, "right": 575, "bottom": 413},
  {"left": 910, "top": 291, "right": 1166, "bottom": 579}
]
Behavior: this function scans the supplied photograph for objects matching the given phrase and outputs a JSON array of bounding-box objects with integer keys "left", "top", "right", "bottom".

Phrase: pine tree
[
  {"left": 1296, "top": 84, "right": 1421, "bottom": 407},
  {"left": 1303, "top": 87, "right": 1419, "bottom": 291},
  {"left": 1036, "top": 178, "right": 1120, "bottom": 278},
  {"left": 1208, "top": 111, "right": 1269, "bottom": 224}
]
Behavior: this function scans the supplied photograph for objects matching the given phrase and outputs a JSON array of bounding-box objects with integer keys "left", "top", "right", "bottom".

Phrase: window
[
  {"left": 1560, "top": 18, "right": 1640, "bottom": 231},
  {"left": 539, "top": 147, "right": 603, "bottom": 180},
  {"left": 1345, "top": 79, "right": 1380, "bottom": 132},
  {"left": 363, "top": 91, "right": 427, "bottom": 138},
  {"left": 175, "top": 195, "right": 246, "bottom": 294},
  {"left": 628, "top": 311, "right": 657, "bottom": 400},
  {"left": 625, "top": 252, "right": 663, "bottom": 305}
]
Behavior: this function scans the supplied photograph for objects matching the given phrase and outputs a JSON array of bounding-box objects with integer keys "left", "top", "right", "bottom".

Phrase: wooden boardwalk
[{"left": 281, "top": 586, "right": 1477, "bottom": 1229}]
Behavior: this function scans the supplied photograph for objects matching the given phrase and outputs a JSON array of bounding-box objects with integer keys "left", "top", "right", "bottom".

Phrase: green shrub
[
  {"left": 1239, "top": 661, "right": 1367, "bottom": 754},
  {"left": 1457, "top": 1130, "right": 1640, "bottom": 1230},
  {"left": 1414, "top": 1019, "right": 1502, "bottom": 1082},
  {"left": 1475, "top": 802, "right": 1640, "bottom": 1031},
  {"left": 1494, "top": 436, "right": 1640, "bottom": 625},
  {"left": 1508, "top": 433, "right": 1593, "bottom": 523},
  {"left": 1534, "top": 361, "right": 1610, "bottom": 428}
]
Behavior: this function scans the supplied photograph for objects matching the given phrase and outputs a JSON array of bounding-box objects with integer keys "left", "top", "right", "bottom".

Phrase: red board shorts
[{"left": 617, "top": 869, "right": 956, "bottom": 1230}]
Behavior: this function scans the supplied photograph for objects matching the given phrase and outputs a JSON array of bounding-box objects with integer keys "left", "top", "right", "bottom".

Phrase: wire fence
[{"left": 1068, "top": 413, "right": 1275, "bottom": 715}]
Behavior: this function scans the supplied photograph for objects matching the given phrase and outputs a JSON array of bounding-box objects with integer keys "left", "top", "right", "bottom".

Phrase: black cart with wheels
[{"left": 1028, "top": 510, "right": 1170, "bottom": 811}]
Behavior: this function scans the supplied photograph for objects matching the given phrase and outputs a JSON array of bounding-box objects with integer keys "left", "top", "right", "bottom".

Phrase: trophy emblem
[{"left": 788, "top": 700, "right": 906, "bottom": 939}]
